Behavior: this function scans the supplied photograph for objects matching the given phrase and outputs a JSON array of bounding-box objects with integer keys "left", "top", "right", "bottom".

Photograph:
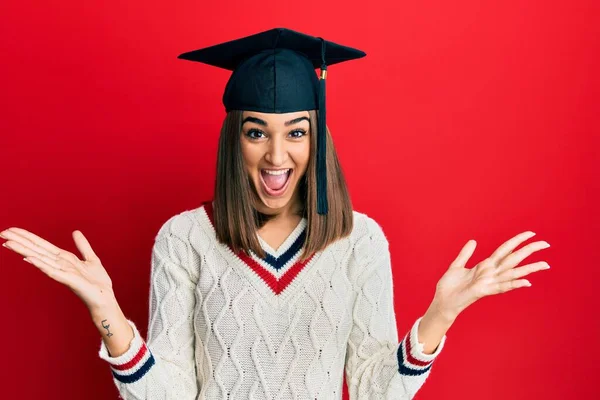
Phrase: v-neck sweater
[{"left": 98, "top": 201, "right": 447, "bottom": 399}]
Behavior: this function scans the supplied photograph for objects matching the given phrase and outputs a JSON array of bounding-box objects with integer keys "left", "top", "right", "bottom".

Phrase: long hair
[{"left": 212, "top": 109, "right": 353, "bottom": 262}]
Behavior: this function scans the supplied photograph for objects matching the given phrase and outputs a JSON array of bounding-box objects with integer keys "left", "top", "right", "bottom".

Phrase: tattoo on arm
[{"left": 101, "top": 319, "right": 114, "bottom": 337}]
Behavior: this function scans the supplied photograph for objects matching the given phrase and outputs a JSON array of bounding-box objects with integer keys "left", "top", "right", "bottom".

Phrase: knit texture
[{"left": 98, "top": 201, "right": 447, "bottom": 399}]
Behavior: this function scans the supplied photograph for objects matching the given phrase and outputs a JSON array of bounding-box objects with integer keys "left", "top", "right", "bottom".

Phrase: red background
[{"left": 1, "top": 1, "right": 598, "bottom": 399}]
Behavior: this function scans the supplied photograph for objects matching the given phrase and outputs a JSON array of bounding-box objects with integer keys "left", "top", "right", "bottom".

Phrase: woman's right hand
[{"left": 1, "top": 227, "right": 117, "bottom": 312}]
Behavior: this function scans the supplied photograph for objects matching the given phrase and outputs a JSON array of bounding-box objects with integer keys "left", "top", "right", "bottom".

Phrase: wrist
[
  {"left": 425, "top": 298, "right": 459, "bottom": 325},
  {"left": 89, "top": 295, "right": 122, "bottom": 323}
]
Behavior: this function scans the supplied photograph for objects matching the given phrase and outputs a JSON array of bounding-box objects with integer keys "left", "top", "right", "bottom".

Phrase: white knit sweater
[{"left": 98, "top": 201, "right": 447, "bottom": 399}]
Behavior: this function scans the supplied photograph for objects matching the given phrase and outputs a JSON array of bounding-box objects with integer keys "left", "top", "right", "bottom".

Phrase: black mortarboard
[{"left": 177, "top": 28, "right": 366, "bottom": 215}]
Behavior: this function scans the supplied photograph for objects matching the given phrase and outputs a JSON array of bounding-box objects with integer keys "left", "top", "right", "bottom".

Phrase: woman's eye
[
  {"left": 246, "top": 129, "right": 306, "bottom": 140},
  {"left": 290, "top": 129, "right": 307, "bottom": 138},
  {"left": 246, "top": 129, "right": 265, "bottom": 139}
]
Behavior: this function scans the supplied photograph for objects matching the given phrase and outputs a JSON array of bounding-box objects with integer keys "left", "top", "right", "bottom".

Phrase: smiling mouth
[{"left": 260, "top": 168, "right": 293, "bottom": 196}]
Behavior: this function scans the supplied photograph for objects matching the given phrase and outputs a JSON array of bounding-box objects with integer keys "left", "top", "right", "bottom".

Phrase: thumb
[
  {"left": 72, "top": 230, "right": 99, "bottom": 262},
  {"left": 448, "top": 239, "right": 477, "bottom": 270}
]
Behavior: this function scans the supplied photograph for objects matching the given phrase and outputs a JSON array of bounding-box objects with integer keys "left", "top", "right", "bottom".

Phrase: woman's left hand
[{"left": 430, "top": 231, "right": 551, "bottom": 322}]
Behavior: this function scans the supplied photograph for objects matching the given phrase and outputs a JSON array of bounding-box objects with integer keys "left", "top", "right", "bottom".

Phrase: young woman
[{"left": 0, "top": 28, "right": 550, "bottom": 400}]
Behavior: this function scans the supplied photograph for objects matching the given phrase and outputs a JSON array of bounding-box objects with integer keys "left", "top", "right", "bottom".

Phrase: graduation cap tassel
[{"left": 316, "top": 38, "right": 328, "bottom": 215}]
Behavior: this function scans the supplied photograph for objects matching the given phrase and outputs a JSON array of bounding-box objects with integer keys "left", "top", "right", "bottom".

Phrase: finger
[
  {"left": 8, "top": 240, "right": 71, "bottom": 271},
  {"left": 2, "top": 227, "right": 64, "bottom": 259},
  {"left": 2, "top": 238, "right": 60, "bottom": 262},
  {"left": 3, "top": 235, "right": 82, "bottom": 271},
  {"left": 39, "top": 251, "right": 80, "bottom": 272},
  {"left": 449, "top": 239, "right": 477, "bottom": 270},
  {"left": 72, "top": 230, "right": 99, "bottom": 262},
  {"left": 497, "top": 261, "right": 550, "bottom": 282},
  {"left": 25, "top": 256, "right": 73, "bottom": 285},
  {"left": 5, "top": 228, "right": 84, "bottom": 266},
  {"left": 497, "top": 241, "right": 551, "bottom": 272},
  {"left": 496, "top": 279, "right": 531, "bottom": 293},
  {"left": 489, "top": 231, "right": 536, "bottom": 265}
]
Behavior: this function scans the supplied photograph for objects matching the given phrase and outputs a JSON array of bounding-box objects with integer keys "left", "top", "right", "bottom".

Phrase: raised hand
[
  {"left": 431, "top": 231, "right": 551, "bottom": 321},
  {"left": 1, "top": 227, "right": 116, "bottom": 311}
]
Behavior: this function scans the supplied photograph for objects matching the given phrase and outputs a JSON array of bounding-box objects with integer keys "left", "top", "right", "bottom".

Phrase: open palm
[
  {"left": 433, "top": 231, "right": 551, "bottom": 319},
  {"left": 1, "top": 227, "right": 115, "bottom": 310}
]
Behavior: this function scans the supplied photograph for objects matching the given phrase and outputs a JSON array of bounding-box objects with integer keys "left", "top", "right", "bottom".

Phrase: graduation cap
[{"left": 177, "top": 27, "right": 366, "bottom": 215}]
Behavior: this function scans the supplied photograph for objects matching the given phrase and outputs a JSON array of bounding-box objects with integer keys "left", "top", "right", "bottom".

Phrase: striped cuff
[
  {"left": 98, "top": 318, "right": 156, "bottom": 384},
  {"left": 396, "top": 316, "right": 446, "bottom": 376}
]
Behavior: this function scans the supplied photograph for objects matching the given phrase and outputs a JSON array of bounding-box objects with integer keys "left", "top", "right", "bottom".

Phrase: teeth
[{"left": 263, "top": 169, "right": 290, "bottom": 176}]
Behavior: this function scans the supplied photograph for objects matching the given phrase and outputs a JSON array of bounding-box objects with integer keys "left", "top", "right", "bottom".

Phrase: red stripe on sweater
[
  {"left": 111, "top": 342, "right": 148, "bottom": 371},
  {"left": 236, "top": 250, "right": 314, "bottom": 294},
  {"left": 403, "top": 331, "right": 433, "bottom": 367}
]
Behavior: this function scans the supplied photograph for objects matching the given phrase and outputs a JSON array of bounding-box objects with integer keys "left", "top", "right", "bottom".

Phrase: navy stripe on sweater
[
  {"left": 112, "top": 354, "right": 156, "bottom": 384},
  {"left": 396, "top": 339, "right": 433, "bottom": 376},
  {"left": 260, "top": 229, "right": 306, "bottom": 271}
]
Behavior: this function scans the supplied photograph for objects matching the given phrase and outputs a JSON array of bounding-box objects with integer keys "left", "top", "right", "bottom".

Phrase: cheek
[
  {"left": 240, "top": 144, "right": 261, "bottom": 170},
  {"left": 292, "top": 142, "right": 311, "bottom": 170}
]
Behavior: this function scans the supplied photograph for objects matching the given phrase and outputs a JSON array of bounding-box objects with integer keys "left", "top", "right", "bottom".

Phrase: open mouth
[{"left": 259, "top": 168, "right": 293, "bottom": 196}]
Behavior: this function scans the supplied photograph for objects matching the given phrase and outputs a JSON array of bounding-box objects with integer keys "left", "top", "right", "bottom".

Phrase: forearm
[
  {"left": 417, "top": 301, "right": 456, "bottom": 354},
  {"left": 90, "top": 298, "right": 135, "bottom": 358}
]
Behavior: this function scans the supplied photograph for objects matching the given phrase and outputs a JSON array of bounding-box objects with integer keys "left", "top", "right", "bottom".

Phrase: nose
[{"left": 265, "top": 134, "right": 288, "bottom": 166}]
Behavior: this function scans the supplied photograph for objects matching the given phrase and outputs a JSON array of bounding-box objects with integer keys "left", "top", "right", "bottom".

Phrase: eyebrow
[{"left": 242, "top": 116, "right": 309, "bottom": 127}]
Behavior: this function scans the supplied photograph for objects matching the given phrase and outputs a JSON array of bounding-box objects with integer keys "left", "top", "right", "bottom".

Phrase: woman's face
[{"left": 240, "top": 110, "right": 311, "bottom": 215}]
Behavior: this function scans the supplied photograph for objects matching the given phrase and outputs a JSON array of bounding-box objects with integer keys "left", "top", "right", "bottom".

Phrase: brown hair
[{"left": 212, "top": 109, "right": 353, "bottom": 262}]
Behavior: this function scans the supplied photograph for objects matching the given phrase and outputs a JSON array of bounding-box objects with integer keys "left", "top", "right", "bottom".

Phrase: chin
[{"left": 255, "top": 190, "right": 293, "bottom": 211}]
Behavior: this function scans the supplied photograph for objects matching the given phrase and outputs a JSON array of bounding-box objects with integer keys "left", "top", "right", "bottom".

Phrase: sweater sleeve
[
  {"left": 98, "top": 220, "right": 200, "bottom": 399},
  {"left": 344, "top": 217, "right": 447, "bottom": 400}
]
